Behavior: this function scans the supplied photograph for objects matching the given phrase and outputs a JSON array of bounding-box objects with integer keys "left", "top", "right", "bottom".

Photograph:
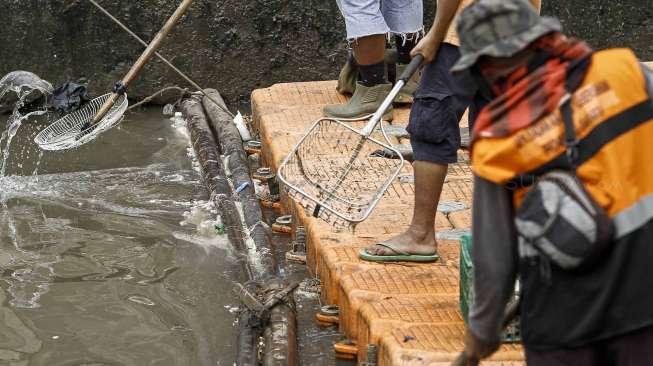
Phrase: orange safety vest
[
  {"left": 444, "top": 0, "right": 542, "bottom": 46},
  {"left": 472, "top": 48, "right": 653, "bottom": 349},
  {"left": 472, "top": 48, "right": 653, "bottom": 237}
]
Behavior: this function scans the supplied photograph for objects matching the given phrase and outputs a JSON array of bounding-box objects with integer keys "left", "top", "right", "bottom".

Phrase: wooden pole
[{"left": 91, "top": 0, "right": 194, "bottom": 125}]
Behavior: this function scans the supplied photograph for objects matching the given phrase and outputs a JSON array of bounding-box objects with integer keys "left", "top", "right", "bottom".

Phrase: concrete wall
[{"left": 1, "top": 0, "right": 651, "bottom": 107}]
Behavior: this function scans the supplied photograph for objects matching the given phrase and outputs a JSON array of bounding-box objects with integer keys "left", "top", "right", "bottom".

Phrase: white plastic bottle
[
  {"left": 233, "top": 111, "right": 252, "bottom": 141},
  {"left": 173, "top": 112, "right": 185, "bottom": 126}
]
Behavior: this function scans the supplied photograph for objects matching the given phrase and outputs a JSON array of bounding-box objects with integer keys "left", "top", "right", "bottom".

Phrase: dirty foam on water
[{"left": 0, "top": 109, "right": 239, "bottom": 365}]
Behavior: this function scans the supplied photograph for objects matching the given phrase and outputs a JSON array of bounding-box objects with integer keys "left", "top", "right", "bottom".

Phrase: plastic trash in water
[
  {"left": 180, "top": 201, "right": 225, "bottom": 237},
  {"left": 162, "top": 103, "right": 175, "bottom": 116},
  {"left": 170, "top": 111, "right": 186, "bottom": 128},
  {"left": 214, "top": 216, "right": 225, "bottom": 235},
  {"left": 233, "top": 111, "right": 252, "bottom": 141},
  {"left": 196, "top": 217, "right": 225, "bottom": 237},
  {"left": 253, "top": 179, "right": 270, "bottom": 198},
  {"left": 235, "top": 182, "right": 249, "bottom": 194}
]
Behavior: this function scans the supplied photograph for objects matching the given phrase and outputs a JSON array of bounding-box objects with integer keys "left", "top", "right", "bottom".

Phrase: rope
[
  {"left": 127, "top": 86, "right": 188, "bottom": 111},
  {"left": 87, "top": 0, "right": 235, "bottom": 118}
]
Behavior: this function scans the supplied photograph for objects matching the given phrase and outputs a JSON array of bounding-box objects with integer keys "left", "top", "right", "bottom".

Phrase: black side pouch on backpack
[{"left": 513, "top": 96, "right": 615, "bottom": 279}]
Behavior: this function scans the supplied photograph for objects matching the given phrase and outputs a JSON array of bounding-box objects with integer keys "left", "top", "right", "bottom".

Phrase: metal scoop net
[
  {"left": 277, "top": 56, "right": 423, "bottom": 229},
  {"left": 34, "top": 93, "right": 128, "bottom": 151},
  {"left": 278, "top": 118, "right": 405, "bottom": 229}
]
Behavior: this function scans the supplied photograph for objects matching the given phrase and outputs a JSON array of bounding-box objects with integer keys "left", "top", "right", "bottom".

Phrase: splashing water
[
  {"left": 0, "top": 73, "right": 52, "bottom": 176},
  {"left": 31, "top": 149, "right": 44, "bottom": 177},
  {"left": 0, "top": 73, "right": 52, "bottom": 257},
  {"left": 0, "top": 108, "right": 246, "bottom": 365}
]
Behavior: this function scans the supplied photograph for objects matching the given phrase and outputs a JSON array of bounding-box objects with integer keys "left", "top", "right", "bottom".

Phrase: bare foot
[{"left": 364, "top": 227, "right": 437, "bottom": 256}]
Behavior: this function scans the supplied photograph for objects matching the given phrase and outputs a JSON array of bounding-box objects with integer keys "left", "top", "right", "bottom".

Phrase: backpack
[{"left": 514, "top": 95, "right": 615, "bottom": 280}]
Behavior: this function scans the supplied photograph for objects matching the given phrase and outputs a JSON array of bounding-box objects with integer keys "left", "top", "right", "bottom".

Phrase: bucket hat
[{"left": 451, "top": 0, "right": 561, "bottom": 72}]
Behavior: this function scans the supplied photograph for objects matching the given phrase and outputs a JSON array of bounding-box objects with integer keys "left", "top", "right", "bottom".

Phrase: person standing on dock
[
  {"left": 454, "top": 0, "right": 653, "bottom": 365},
  {"left": 359, "top": 0, "right": 540, "bottom": 263},
  {"left": 323, "top": 0, "right": 424, "bottom": 120}
]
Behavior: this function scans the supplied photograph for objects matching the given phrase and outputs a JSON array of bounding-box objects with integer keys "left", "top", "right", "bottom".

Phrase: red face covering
[{"left": 472, "top": 32, "right": 593, "bottom": 140}]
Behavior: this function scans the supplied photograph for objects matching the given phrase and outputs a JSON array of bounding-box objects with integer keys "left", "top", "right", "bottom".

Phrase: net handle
[
  {"left": 87, "top": 0, "right": 234, "bottom": 119},
  {"left": 361, "top": 54, "right": 424, "bottom": 136},
  {"left": 92, "top": 0, "right": 195, "bottom": 125}
]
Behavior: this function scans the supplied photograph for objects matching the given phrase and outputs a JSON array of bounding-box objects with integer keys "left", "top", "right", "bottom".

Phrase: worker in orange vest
[{"left": 454, "top": 0, "right": 653, "bottom": 365}]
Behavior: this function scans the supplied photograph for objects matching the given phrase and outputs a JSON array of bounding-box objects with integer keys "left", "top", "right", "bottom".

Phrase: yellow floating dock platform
[{"left": 252, "top": 81, "right": 524, "bottom": 365}]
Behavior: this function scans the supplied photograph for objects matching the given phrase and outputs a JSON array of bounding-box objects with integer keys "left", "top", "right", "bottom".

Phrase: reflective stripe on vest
[{"left": 472, "top": 49, "right": 653, "bottom": 237}]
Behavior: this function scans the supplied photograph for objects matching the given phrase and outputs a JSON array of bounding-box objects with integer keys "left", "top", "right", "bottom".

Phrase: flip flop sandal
[{"left": 359, "top": 242, "right": 439, "bottom": 263}]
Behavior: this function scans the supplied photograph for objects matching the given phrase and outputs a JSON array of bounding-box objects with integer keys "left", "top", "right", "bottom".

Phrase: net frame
[
  {"left": 34, "top": 93, "right": 128, "bottom": 151},
  {"left": 277, "top": 117, "right": 405, "bottom": 229}
]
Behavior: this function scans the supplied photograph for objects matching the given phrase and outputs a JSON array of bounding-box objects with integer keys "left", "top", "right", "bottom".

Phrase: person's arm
[
  {"left": 463, "top": 175, "right": 519, "bottom": 361},
  {"left": 410, "top": 0, "right": 462, "bottom": 63}
]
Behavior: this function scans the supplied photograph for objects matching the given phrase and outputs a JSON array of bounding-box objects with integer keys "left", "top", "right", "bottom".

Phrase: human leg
[
  {"left": 384, "top": 0, "right": 424, "bottom": 103},
  {"left": 337, "top": 48, "right": 400, "bottom": 95},
  {"left": 394, "top": 33, "right": 422, "bottom": 103},
  {"left": 381, "top": 0, "right": 423, "bottom": 39},
  {"left": 324, "top": 35, "right": 393, "bottom": 119},
  {"left": 327, "top": 0, "right": 424, "bottom": 119},
  {"left": 336, "top": 52, "right": 358, "bottom": 95},
  {"left": 324, "top": 1, "right": 392, "bottom": 119},
  {"left": 363, "top": 159, "right": 447, "bottom": 258},
  {"left": 361, "top": 96, "right": 461, "bottom": 259},
  {"left": 361, "top": 45, "right": 473, "bottom": 261}
]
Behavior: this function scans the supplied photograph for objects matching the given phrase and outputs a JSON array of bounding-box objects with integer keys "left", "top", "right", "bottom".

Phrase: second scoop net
[
  {"left": 34, "top": 93, "right": 128, "bottom": 151},
  {"left": 277, "top": 118, "right": 405, "bottom": 229}
]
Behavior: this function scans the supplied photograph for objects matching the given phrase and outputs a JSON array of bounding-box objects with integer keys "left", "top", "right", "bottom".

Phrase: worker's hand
[
  {"left": 463, "top": 329, "right": 501, "bottom": 361},
  {"left": 410, "top": 33, "right": 442, "bottom": 64}
]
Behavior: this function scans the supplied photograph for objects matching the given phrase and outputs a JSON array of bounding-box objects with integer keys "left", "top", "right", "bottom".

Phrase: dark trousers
[
  {"left": 526, "top": 326, "right": 653, "bottom": 366},
  {"left": 407, "top": 43, "right": 488, "bottom": 165}
]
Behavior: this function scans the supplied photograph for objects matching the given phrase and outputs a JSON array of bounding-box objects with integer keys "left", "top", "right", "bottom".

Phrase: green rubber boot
[
  {"left": 336, "top": 55, "right": 358, "bottom": 95},
  {"left": 384, "top": 49, "right": 398, "bottom": 68},
  {"left": 336, "top": 49, "right": 399, "bottom": 95},
  {"left": 324, "top": 82, "right": 393, "bottom": 121},
  {"left": 394, "top": 63, "right": 421, "bottom": 104}
]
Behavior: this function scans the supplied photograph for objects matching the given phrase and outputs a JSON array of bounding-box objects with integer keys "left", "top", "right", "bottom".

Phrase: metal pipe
[{"left": 87, "top": 0, "right": 234, "bottom": 118}]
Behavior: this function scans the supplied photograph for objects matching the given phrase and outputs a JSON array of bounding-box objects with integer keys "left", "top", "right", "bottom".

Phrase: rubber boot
[
  {"left": 384, "top": 49, "right": 398, "bottom": 67},
  {"left": 324, "top": 82, "right": 393, "bottom": 121},
  {"left": 336, "top": 54, "right": 358, "bottom": 95},
  {"left": 393, "top": 63, "right": 420, "bottom": 104},
  {"left": 336, "top": 49, "right": 399, "bottom": 95}
]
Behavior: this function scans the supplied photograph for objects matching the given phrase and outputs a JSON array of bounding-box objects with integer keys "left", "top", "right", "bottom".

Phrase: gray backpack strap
[{"left": 559, "top": 94, "right": 579, "bottom": 168}]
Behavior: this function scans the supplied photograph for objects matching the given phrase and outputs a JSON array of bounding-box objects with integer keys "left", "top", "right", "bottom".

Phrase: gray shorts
[{"left": 335, "top": 0, "right": 423, "bottom": 40}]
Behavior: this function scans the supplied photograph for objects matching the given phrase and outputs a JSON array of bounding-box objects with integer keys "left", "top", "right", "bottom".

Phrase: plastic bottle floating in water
[
  {"left": 170, "top": 111, "right": 185, "bottom": 127},
  {"left": 214, "top": 216, "right": 225, "bottom": 235},
  {"left": 196, "top": 216, "right": 225, "bottom": 237}
]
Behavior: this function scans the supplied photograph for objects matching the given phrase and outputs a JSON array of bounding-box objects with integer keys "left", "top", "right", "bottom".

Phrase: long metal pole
[{"left": 88, "top": 0, "right": 234, "bottom": 119}]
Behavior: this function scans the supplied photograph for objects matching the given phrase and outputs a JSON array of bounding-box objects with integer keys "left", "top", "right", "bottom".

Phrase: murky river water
[
  {"left": 0, "top": 106, "right": 354, "bottom": 366},
  {"left": 0, "top": 109, "right": 239, "bottom": 365}
]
